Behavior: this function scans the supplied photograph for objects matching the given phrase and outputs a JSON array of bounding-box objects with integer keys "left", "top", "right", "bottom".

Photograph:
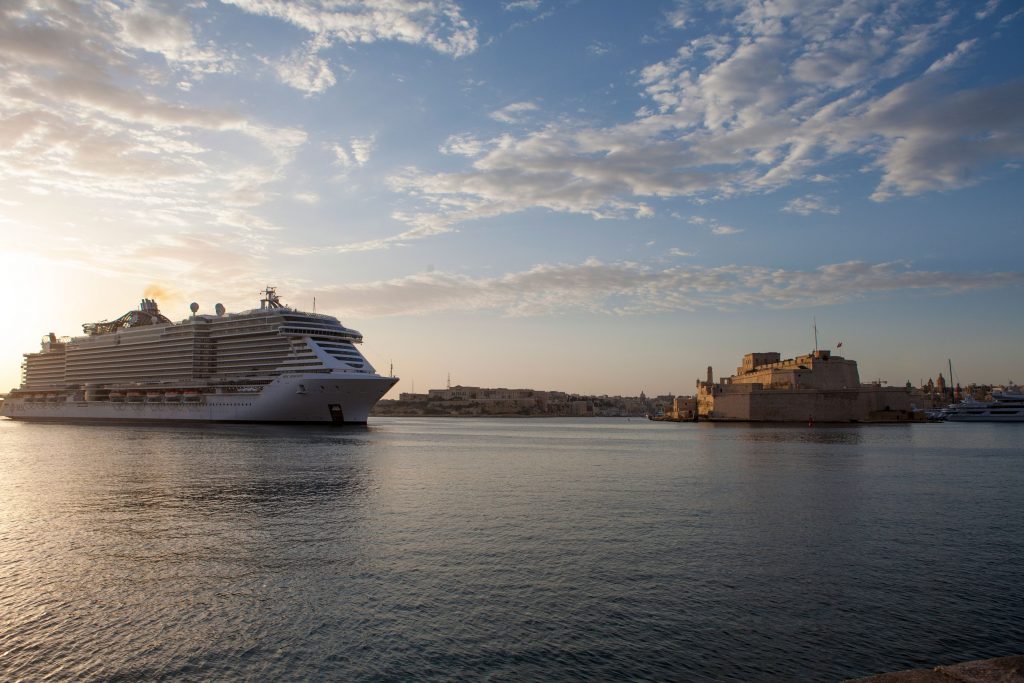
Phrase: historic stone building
[{"left": 697, "top": 350, "right": 921, "bottom": 422}]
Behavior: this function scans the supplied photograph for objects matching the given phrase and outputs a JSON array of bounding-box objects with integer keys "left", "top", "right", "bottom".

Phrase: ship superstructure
[{"left": 1, "top": 288, "right": 397, "bottom": 424}]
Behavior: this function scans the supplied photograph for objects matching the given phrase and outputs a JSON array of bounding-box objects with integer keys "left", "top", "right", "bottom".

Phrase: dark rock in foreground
[{"left": 846, "top": 655, "right": 1024, "bottom": 682}]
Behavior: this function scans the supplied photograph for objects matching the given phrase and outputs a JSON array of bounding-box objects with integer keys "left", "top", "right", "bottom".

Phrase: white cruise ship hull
[{"left": 0, "top": 374, "right": 397, "bottom": 425}]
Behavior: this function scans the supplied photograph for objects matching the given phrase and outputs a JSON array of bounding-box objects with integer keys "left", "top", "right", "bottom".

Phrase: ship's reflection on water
[{"left": 81, "top": 424, "right": 378, "bottom": 517}]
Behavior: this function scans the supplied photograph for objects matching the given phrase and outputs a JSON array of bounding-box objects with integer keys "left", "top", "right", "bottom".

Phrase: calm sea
[{"left": 0, "top": 418, "right": 1021, "bottom": 681}]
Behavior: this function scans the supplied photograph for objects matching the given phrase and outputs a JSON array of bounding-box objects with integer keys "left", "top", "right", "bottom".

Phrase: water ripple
[{"left": 0, "top": 419, "right": 1022, "bottom": 680}]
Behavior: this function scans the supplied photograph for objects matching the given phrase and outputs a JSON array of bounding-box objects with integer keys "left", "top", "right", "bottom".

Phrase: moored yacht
[{"left": 943, "top": 388, "right": 1024, "bottom": 422}]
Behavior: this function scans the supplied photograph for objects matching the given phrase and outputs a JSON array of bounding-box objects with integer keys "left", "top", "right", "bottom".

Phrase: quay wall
[{"left": 705, "top": 385, "right": 917, "bottom": 422}]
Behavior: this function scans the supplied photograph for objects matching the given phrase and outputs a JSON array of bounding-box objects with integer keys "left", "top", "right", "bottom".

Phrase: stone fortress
[{"left": 696, "top": 350, "right": 920, "bottom": 422}]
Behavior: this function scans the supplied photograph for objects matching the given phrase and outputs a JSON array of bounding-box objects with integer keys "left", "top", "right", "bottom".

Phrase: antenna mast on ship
[
  {"left": 260, "top": 286, "right": 284, "bottom": 310},
  {"left": 813, "top": 317, "right": 819, "bottom": 353}
]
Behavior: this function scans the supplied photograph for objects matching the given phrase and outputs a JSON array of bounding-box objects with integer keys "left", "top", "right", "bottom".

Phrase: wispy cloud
[
  {"left": 440, "top": 134, "right": 486, "bottom": 157},
  {"left": 504, "top": 0, "right": 542, "bottom": 10},
  {"left": 489, "top": 101, "right": 539, "bottom": 124},
  {"left": 976, "top": 0, "right": 1001, "bottom": 20},
  {"left": 783, "top": 195, "right": 840, "bottom": 216},
  {"left": 664, "top": 3, "right": 687, "bottom": 29},
  {"left": 221, "top": 0, "right": 478, "bottom": 58},
  {"left": 711, "top": 225, "right": 743, "bottom": 235},
  {"left": 269, "top": 43, "right": 338, "bottom": 95},
  {"left": 925, "top": 39, "right": 977, "bottom": 74},
  {"left": 312, "top": 259, "right": 1024, "bottom": 318},
  {"left": 330, "top": 135, "right": 376, "bottom": 170}
]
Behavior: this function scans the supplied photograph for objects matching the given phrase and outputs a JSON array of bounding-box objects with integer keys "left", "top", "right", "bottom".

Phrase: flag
[{"left": 837, "top": 341, "right": 843, "bottom": 348}]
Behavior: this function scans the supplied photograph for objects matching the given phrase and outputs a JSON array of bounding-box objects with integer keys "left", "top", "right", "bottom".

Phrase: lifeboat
[
  {"left": 109, "top": 391, "right": 125, "bottom": 401},
  {"left": 146, "top": 390, "right": 163, "bottom": 401},
  {"left": 164, "top": 390, "right": 181, "bottom": 401},
  {"left": 183, "top": 389, "right": 201, "bottom": 401},
  {"left": 127, "top": 390, "right": 144, "bottom": 402}
]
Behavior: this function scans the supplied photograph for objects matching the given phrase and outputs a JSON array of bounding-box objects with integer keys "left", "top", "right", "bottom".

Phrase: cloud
[
  {"left": 664, "top": 4, "right": 687, "bottom": 29},
  {"left": 386, "top": 2, "right": 1023, "bottom": 241},
  {"left": 782, "top": 194, "right": 839, "bottom": 215},
  {"left": 864, "top": 79, "right": 1024, "bottom": 200},
  {"left": 999, "top": 8, "right": 1023, "bottom": 25},
  {"left": 271, "top": 46, "right": 337, "bottom": 95},
  {"left": 504, "top": 0, "right": 541, "bottom": 10},
  {"left": 221, "top": 0, "right": 478, "bottom": 58},
  {"left": 0, "top": 1, "right": 306, "bottom": 203},
  {"left": 976, "top": 0, "right": 1000, "bottom": 20},
  {"left": 114, "top": 0, "right": 231, "bottom": 72},
  {"left": 330, "top": 135, "right": 376, "bottom": 171},
  {"left": 925, "top": 39, "right": 976, "bottom": 74},
  {"left": 312, "top": 259, "right": 1024, "bottom": 318},
  {"left": 440, "top": 134, "right": 486, "bottom": 157},
  {"left": 668, "top": 248, "right": 693, "bottom": 256},
  {"left": 489, "top": 101, "right": 539, "bottom": 124},
  {"left": 711, "top": 225, "right": 743, "bottom": 235},
  {"left": 350, "top": 135, "right": 376, "bottom": 166}
]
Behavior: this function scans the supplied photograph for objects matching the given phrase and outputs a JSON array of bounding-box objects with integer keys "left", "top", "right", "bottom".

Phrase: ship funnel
[
  {"left": 190, "top": 302, "right": 199, "bottom": 314},
  {"left": 215, "top": 303, "right": 226, "bottom": 316}
]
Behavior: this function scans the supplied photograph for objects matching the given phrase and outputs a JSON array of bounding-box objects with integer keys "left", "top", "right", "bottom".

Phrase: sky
[{"left": 0, "top": 0, "right": 1022, "bottom": 397}]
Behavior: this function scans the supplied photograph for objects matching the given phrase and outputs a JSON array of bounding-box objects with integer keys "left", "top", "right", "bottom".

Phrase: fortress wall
[{"left": 706, "top": 387, "right": 918, "bottom": 422}]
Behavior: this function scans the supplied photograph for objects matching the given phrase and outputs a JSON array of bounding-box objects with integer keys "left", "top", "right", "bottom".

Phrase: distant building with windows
[{"left": 376, "top": 385, "right": 666, "bottom": 417}]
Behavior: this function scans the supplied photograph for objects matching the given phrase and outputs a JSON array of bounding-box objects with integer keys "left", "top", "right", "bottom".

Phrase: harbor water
[{"left": 0, "top": 418, "right": 1021, "bottom": 681}]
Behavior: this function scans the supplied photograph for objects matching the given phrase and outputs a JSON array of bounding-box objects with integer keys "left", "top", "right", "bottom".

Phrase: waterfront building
[
  {"left": 375, "top": 385, "right": 656, "bottom": 417},
  {"left": 696, "top": 350, "right": 920, "bottom": 422}
]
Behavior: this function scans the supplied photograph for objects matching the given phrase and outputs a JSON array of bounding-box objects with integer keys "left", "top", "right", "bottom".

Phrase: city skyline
[{"left": 1, "top": 0, "right": 1022, "bottom": 396}]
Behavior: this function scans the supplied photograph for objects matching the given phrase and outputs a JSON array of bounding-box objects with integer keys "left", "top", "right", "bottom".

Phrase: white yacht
[
  {"left": 0, "top": 288, "right": 397, "bottom": 424},
  {"left": 943, "top": 389, "right": 1024, "bottom": 422}
]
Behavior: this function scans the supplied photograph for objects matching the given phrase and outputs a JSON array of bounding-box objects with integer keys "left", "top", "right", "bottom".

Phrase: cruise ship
[{"left": 0, "top": 288, "right": 397, "bottom": 424}]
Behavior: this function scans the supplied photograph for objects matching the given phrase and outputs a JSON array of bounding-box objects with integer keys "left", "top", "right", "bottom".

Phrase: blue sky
[{"left": 0, "top": 0, "right": 1022, "bottom": 395}]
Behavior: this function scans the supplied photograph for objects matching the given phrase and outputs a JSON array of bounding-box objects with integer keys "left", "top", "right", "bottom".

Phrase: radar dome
[
  {"left": 189, "top": 302, "right": 199, "bottom": 314},
  {"left": 215, "top": 303, "right": 226, "bottom": 316}
]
